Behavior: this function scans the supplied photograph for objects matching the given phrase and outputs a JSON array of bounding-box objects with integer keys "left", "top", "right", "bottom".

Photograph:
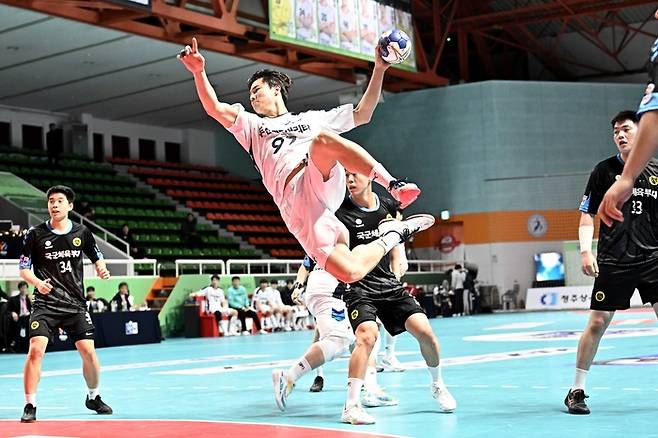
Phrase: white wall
[
  {"left": 0, "top": 104, "right": 68, "bottom": 148},
  {"left": 464, "top": 241, "right": 565, "bottom": 305}
]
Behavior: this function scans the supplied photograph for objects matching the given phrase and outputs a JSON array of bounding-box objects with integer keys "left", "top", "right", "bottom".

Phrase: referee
[{"left": 19, "top": 185, "right": 113, "bottom": 422}]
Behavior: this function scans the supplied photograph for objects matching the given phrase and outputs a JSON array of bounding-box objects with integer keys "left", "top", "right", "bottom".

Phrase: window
[
  {"left": 93, "top": 133, "right": 104, "bottom": 162},
  {"left": 165, "top": 141, "right": 181, "bottom": 163},
  {"left": 139, "top": 138, "right": 156, "bottom": 161},
  {"left": 0, "top": 121, "right": 10, "bottom": 146},
  {"left": 22, "top": 125, "right": 43, "bottom": 150},
  {"left": 112, "top": 135, "right": 130, "bottom": 158}
]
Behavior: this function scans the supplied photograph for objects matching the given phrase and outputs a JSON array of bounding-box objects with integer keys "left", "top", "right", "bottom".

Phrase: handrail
[
  {"left": 0, "top": 258, "right": 157, "bottom": 278},
  {"left": 175, "top": 259, "right": 226, "bottom": 277},
  {"left": 226, "top": 259, "right": 304, "bottom": 275}
]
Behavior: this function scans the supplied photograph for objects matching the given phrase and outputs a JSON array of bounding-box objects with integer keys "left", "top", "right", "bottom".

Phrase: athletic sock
[
  {"left": 364, "top": 366, "right": 379, "bottom": 393},
  {"left": 385, "top": 332, "right": 396, "bottom": 357},
  {"left": 376, "top": 231, "right": 402, "bottom": 254},
  {"left": 428, "top": 364, "right": 444, "bottom": 386},
  {"left": 573, "top": 368, "right": 588, "bottom": 391},
  {"left": 346, "top": 378, "right": 364, "bottom": 407},
  {"left": 368, "top": 162, "right": 395, "bottom": 189},
  {"left": 88, "top": 387, "right": 100, "bottom": 399},
  {"left": 25, "top": 393, "right": 36, "bottom": 406},
  {"left": 316, "top": 366, "right": 324, "bottom": 378},
  {"left": 285, "top": 357, "right": 312, "bottom": 383}
]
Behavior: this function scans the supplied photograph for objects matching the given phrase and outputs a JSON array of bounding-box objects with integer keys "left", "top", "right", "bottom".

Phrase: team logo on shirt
[
  {"left": 45, "top": 240, "right": 53, "bottom": 249},
  {"left": 595, "top": 291, "right": 606, "bottom": 302},
  {"left": 350, "top": 309, "right": 359, "bottom": 320},
  {"left": 31, "top": 321, "right": 39, "bottom": 330},
  {"left": 72, "top": 237, "right": 82, "bottom": 247},
  {"left": 649, "top": 176, "right": 658, "bottom": 186}
]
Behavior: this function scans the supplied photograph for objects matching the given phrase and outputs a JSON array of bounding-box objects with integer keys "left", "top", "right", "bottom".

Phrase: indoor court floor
[{"left": 2, "top": 308, "right": 658, "bottom": 438}]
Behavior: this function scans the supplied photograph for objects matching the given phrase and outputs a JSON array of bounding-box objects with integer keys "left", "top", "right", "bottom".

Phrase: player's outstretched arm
[
  {"left": 178, "top": 37, "right": 239, "bottom": 129},
  {"left": 353, "top": 50, "right": 390, "bottom": 127}
]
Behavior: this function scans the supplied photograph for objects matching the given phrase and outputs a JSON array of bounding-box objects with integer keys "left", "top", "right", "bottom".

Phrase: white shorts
[
  {"left": 306, "top": 270, "right": 354, "bottom": 342},
  {"left": 279, "top": 156, "right": 349, "bottom": 269}
]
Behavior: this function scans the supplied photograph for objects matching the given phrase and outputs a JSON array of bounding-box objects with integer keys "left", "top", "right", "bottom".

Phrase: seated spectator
[
  {"left": 77, "top": 199, "right": 96, "bottom": 221},
  {"left": 227, "top": 276, "right": 266, "bottom": 335},
  {"left": 111, "top": 282, "right": 134, "bottom": 312},
  {"left": 86, "top": 286, "right": 107, "bottom": 313},
  {"left": 180, "top": 213, "right": 203, "bottom": 249},
  {"left": 252, "top": 279, "right": 274, "bottom": 329},
  {"left": 190, "top": 275, "right": 238, "bottom": 336},
  {"left": 46, "top": 123, "right": 63, "bottom": 165},
  {"left": 119, "top": 223, "right": 145, "bottom": 258},
  {"left": 6, "top": 281, "right": 31, "bottom": 353},
  {"left": 268, "top": 279, "right": 293, "bottom": 331},
  {"left": 281, "top": 279, "right": 308, "bottom": 330}
]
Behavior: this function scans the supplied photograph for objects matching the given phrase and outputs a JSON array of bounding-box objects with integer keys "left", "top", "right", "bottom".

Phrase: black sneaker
[
  {"left": 309, "top": 376, "right": 324, "bottom": 392},
  {"left": 20, "top": 403, "right": 36, "bottom": 423},
  {"left": 564, "top": 389, "right": 590, "bottom": 414},
  {"left": 85, "top": 395, "right": 113, "bottom": 414}
]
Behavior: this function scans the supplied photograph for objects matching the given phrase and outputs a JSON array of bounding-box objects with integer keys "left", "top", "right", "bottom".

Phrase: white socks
[
  {"left": 573, "top": 368, "right": 588, "bottom": 391},
  {"left": 428, "top": 364, "right": 444, "bottom": 386},
  {"left": 346, "top": 378, "right": 364, "bottom": 407},
  {"left": 369, "top": 162, "right": 395, "bottom": 189},
  {"left": 88, "top": 387, "right": 99, "bottom": 399},
  {"left": 316, "top": 366, "right": 324, "bottom": 378},
  {"left": 385, "top": 331, "right": 396, "bottom": 358},
  {"left": 25, "top": 393, "right": 36, "bottom": 406},
  {"left": 286, "top": 357, "right": 312, "bottom": 383},
  {"left": 364, "top": 366, "right": 378, "bottom": 393}
]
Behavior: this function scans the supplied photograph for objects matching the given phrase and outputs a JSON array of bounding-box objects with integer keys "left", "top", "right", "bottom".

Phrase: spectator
[
  {"left": 111, "top": 282, "right": 134, "bottom": 312},
  {"left": 227, "top": 276, "right": 265, "bottom": 335},
  {"left": 86, "top": 286, "right": 107, "bottom": 313},
  {"left": 268, "top": 279, "right": 293, "bottom": 331},
  {"left": 46, "top": 123, "right": 63, "bottom": 165},
  {"left": 252, "top": 280, "right": 275, "bottom": 330},
  {"left": 451, "top": 264, "right": 467, "bottom": 316},
  {"left": 180, "top": 213, "right": 203, "bottom": 249},
  {"left": 6, "top": 281, "right": 31, "bottom": 353},
  {"left": 77, "top": 199, "right": 96, "bottom": 222},
  {"left": 119, "top": 224, "right": 144, "bottom": 259},
  {"left": 280, "top": 279, "right": 296, "bottom": 306},
  {"left": 191, "top": 275, "right": 238, "bottom": 336}
]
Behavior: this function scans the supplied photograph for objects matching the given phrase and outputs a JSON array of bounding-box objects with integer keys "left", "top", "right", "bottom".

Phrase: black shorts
[
  {"left": 591, "top": 261, "right": 658, "bottom": 311},
  {"left": 29, "top": 307, "right": 95, "bottom": 343},
  {"left": 343, "top": 288, "right": 425, "bottom": 336}
]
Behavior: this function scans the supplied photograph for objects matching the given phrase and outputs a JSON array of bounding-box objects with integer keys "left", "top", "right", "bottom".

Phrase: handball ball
[{"left": 378, "top": 29, "right": 412, "bottom": 64}]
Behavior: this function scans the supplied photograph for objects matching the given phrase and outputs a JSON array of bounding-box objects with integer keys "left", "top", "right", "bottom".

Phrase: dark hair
[
  {"left": 118, "top": 282, "right": 129, "bottom": 290},
  {"left": 86, "top": 286, "right": 95, "bottom": 292},
  {"left": 122, "top": 223, "right": 129, "bottom": 228},
  {"left": 247, "top": 69, "right": 293, "bottom": 104},
  {"left": 455, "top": 264, "right": 462, "bottom": 270},
  {"left": 270, "top": 279, "right": 278, "bottom": 285},
  {"left": 286, "top": 279, "right": 294, "bottom": 284},
  {"left": 46, "top": 185, "right": 75, "bottom": 203},
  {"left": 231, "top": 276, "right": 240, "bottom": 281},
  {"left": 210, "top": 275, "right": 220, "bottom": 281},
  {"left": 610, "top": 110, "right": 639, "bottom": 127},
  {"left": 18, "top": 281, "right": 28, "bottom": 289},
  {"left": 259, "top": 279, "right": 268, "bottom": 285}
]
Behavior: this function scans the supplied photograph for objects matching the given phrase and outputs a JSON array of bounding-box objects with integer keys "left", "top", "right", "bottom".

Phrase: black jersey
[
  {"left": 579, "top": 155, "right": 658, "bottom": 266},
  {"left": 19, "top": 221, "right": 104, "bottom": 313},
  {"left": 335, "top": 193, "right": 401, "bottom": 294}
]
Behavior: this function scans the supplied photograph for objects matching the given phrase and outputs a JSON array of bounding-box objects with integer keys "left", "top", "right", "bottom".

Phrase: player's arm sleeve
[
  {"left": 227, "top": 104, "right": 256, "bottom": 152},
  {"left": 18, "top": 228, "right": 35, "bottom": 270},
  {"left": 320, "top": 104, "right": 356, "bottom": 134},
  {"left": 579, "top": 166, "right": 604, "bottom": 215},
  {"left": 82, "top": 228, "right": 104, "bottom": 263}
]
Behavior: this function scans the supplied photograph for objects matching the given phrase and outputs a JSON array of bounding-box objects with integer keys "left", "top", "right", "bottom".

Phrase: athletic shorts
[
  {"left": 305, "top": 269, "right": 354, "bottom": 342},
  {"left": 591, "top": 261, "right": 658, "bottom": 311},
  {"left": 29, "top": 307, "right": 95, "bottom": 343},
  {"left": 344, "top": 287, "right": 425, "bottom": 336},
  {"left": 638, "top": 38, "right": 657, "bottom": 116},
  {"left": 279, "top": 155, "right": 349, "bottom": 269}
]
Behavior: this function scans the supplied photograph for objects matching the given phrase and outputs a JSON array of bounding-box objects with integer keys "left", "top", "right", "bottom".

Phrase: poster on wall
[{"left": 269, "top": 0, "right": 417, "bottom": 70}]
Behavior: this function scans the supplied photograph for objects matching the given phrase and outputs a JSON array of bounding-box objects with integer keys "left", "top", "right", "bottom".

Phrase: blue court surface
[{"left": 2, "top": 309, "right": 658, "bottom": 438}]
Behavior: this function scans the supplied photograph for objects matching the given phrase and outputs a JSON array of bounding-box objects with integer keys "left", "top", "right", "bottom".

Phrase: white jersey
[
  {"left": 252, "top": 286, "right": 272, "bottom": 307},
  {"left": 228, "top": 104, "right": 355, "bottom": 205},
  {"left": 199, "top": 286, "right": 227, "bottom": 313}
]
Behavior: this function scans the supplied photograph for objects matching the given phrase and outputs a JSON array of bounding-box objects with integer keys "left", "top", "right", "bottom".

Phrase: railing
[
  {"left": 69, "top": 211, "right": 130, "bottom": 257},
  {"left": 174, "top": 259, "right": 226, "bottom": 277},
  {"left": 0, "top": 258, "right": 157, "bottom": 278},
  {"left": 406, "top": 259, "right": 462, "bottom": 272},
  {"left": 226, "top": 259, "right": 303, "bottom": 275}
]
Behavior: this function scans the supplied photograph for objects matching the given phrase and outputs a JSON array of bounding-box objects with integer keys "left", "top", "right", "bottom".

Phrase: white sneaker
[
  {"left": 242, "top": 330, "right": 251, "bottom": 336},
  {"left": 341, "top": 403, "right": 376, "bottom": 425},
  {"left": 259, "top": 329, "right": 269, "bottom": 335},
  {"left": 361, "top": 389, "right": 398, "bottom": 407},
  {"left": 378, "top": 214, "right": 436, "bottom": 244},
  {"left": 431, "top": 382, "right": 457, "bottom": 412},
  {"left": 387, "top": 179, "right": 421, "bottom": 209},
  {"left": 379, "top": 355, "right": 406, "bottom": 372},
  {"left": 272, "top": 369, "right": 294, "bottom": 411}
]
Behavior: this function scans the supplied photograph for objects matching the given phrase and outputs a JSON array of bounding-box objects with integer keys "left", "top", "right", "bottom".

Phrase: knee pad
[{"left": 317, "top": 335, "right": 351, "bottom": 362}]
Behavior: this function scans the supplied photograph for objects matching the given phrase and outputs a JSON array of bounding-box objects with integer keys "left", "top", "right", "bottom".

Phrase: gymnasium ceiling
[{"left": 0, "top": 0, "right": 656, "bottom": 129}]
